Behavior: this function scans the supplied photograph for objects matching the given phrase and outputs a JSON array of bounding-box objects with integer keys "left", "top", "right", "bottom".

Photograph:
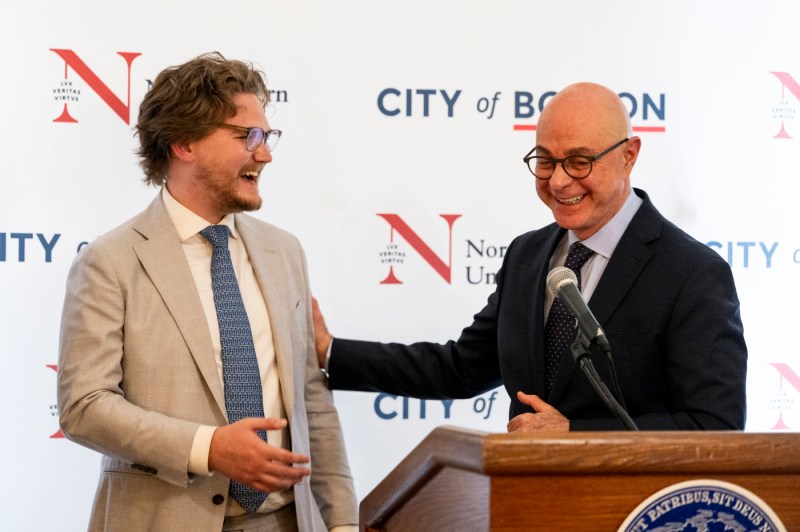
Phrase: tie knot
[
  {"left": 201, "top": 225, "right": 229, "bottom": 250},
  {"left": 564, "top": 241, "right": 594, "bottom": 272}
]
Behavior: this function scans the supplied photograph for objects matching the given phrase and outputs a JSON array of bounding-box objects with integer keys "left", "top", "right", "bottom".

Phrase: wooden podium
[{"left": 359, "top": 427, "right": 800, "bottom": 531}]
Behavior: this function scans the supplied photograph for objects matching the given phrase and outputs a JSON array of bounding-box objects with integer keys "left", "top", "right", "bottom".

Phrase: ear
[
  {"left": 624, "top": 136, "right": 641, "bottom": 171},
  {"left": 170, "top": 142, "right": 195, "bottom": 163}
]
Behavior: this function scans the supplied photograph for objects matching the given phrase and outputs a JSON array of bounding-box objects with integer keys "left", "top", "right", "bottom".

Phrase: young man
[{"left": 58, "top": 53, "right": 357, "bottom": 532}]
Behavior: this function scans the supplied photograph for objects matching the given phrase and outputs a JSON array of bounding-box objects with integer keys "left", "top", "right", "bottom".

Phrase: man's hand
[
  {"left": 208, "top": 418, "right": 310, "bottom": 493},
  {"left": 506, "top": 391, "right": 569, "bottom": 432},
  {"left": 311, "top": 297, "right": 333, "bottom": 369}
]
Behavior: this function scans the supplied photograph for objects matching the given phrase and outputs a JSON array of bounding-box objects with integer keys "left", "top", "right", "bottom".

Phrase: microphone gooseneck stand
[{"left": 570, "top": 332, "right": 639, "bottom": 431}]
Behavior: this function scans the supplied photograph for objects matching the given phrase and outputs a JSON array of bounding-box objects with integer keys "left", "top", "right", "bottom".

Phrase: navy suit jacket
[{"left": 329, "top": 189, "right": 747, "bottom": 430}]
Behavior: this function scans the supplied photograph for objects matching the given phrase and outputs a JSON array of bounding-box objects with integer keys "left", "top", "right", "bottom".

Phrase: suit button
[{"left": 212, "top": 494, "right": 225, "bottom": 505}]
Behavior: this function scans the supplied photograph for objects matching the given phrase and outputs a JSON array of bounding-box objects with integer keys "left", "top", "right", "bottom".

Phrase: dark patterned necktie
[
  {"left": 201, "top": 225, "right": 268, "bottom": 514},
  {"left": 544, "top": 241, "right": 595, "bottom": 394}
]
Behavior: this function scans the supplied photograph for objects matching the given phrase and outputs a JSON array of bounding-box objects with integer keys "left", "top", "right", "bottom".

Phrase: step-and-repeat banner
[{"left": 2, "top": 1, "right": 799, "bottom": 528}]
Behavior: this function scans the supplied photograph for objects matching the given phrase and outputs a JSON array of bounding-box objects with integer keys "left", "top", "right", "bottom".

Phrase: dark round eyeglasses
[{"left": 523, "top": 138, "right": 628, "bottom": 180}]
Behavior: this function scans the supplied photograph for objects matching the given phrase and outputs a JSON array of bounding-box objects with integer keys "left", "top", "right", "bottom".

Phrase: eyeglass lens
[
  {"left": 531, "top": 156, "right": 592, "bottom": 179},
  {"left": 246, "top": 128, "right": 280, "bottom": 152}
]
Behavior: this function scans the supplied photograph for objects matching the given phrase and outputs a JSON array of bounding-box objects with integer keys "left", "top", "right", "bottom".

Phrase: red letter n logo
[
  {"left": 50, "top": 49, "right": 142, "bottom": 124},
  {"left": 377, "top": 214, "right": 461, "bottom": 284},
  {"left": 769, "top": 363, "right": 800, "bottom": 430},
  {"left": 770, "top": 71, "right": 800, "bottom": 139}
]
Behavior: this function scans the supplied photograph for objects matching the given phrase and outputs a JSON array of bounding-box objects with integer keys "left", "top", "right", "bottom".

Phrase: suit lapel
[
  {"left": 237, "top": 216, "right": 296, "bottom": 419},
  {"left": 589, "top": 191, "right": 661, "bottom": 327},
  {"left": 524, "top": 225, "right": 566, "bottom": 396},
  {"left": 131, "top": 198, "right": 227, "bottom": 415},
  {"left": 548, "top": 190, "right": 662, "bottom": 404}
]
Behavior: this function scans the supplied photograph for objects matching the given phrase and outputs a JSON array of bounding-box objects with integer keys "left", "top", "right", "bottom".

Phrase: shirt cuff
[
  {"left": 189, "top": 425, "right": 217, "bottom": 476},
  {"left": 324, "top": 339, "right": 333, "bottom": 374}
]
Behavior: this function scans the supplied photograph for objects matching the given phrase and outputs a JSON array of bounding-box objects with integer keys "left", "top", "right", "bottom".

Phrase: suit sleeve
[
  {"left": 57, "top": 242, "right": 200, "bottom": 487},
  {"left": 326, "top": 235, "right": 525, "bottom": 400},
  {"left": 327, "top": 273, "right": 507, "bottom": 400}
]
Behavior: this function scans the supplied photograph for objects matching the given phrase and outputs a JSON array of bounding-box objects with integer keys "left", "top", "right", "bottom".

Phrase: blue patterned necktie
[
  {"left": 544, "top": 241, "right": 595, "bottom": 394},
  {"left": 201, "top": 225, "right": 268, "bottom": 514}
]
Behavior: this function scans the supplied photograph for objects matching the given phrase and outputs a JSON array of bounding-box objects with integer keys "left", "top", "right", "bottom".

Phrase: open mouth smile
[
  {"left": 241, "top": 170, "right": 259, "bottom": 183},
  {"left": 556, "top": 194, "right": 584, "bottom": 205}
]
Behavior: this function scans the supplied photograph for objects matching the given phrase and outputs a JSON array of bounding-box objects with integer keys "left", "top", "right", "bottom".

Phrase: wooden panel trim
[
  {"left": 359, "top": 426, "right": 485, "bottom": 530},
  {"left": 483, "top": 431, "right": 800, "bottom": 475}
]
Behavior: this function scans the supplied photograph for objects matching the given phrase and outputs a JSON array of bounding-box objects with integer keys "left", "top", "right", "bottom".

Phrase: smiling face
[
  {"left": 534, "top": 83, "right": 640, "bottom": 240},
  {"left": 169, "top": 93, "right": 273, "bottom": 223}
]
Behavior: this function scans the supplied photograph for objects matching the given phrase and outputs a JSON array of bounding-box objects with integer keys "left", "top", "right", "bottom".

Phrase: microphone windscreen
[{"left": 546, "top": 266, "right": 578, "bottom": 297}]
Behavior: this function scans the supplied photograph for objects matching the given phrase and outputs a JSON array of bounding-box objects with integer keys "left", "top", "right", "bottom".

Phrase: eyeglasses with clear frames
[
  {"left": 217, "top": 124, "right": 282, "bottom": 152},
  {"left": 523, "top": 138, "right": 629, "bottom": 180}
]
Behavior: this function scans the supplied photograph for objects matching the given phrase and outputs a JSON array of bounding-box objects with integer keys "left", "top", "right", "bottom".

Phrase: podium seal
[{"left": 618, "top": 479, "right": 786, "bottom": 531}]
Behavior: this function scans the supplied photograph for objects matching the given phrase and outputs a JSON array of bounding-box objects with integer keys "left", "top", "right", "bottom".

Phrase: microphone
[
  {"left": 546, "top": 266, "right": 638, "bottom": 431},
  {"left": 546, "top": 266, "right": 611, "bottom": 354}
]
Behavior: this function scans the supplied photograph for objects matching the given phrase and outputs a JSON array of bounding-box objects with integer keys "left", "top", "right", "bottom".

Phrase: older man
[{"left": 314, "top": 82, "right": 747, "bottom": 432}]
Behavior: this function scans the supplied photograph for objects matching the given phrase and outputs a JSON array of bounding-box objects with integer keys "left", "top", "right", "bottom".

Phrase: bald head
[{"left": 537, "top": 82, "right": 631, "bottom": 143}]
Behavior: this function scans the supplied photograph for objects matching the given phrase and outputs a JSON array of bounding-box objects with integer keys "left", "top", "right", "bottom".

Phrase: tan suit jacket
[{"left": 58, "top": 196, "right": 357, "bottom": 531}]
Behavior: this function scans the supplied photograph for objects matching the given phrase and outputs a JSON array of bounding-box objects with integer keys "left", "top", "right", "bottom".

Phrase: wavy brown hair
[{"left": 135, "top": 52, "right": 270, "bottom": 186}]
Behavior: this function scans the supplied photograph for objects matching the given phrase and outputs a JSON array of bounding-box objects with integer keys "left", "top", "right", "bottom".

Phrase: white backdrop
[{"left": 2, "top": 1, "right": 800, "bottom": 529}]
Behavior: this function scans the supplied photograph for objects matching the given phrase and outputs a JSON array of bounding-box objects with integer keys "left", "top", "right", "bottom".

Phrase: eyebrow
[{"left": 535, "top": 145, "right": 596, "bottom": 157}]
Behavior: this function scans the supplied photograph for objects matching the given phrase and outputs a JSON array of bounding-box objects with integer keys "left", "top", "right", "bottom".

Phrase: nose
[
  {"left": 548, "top": 162, "right": 573, "bottom": 189},
  {"left": 253, "top": 142, "right": 273, "bottom": 163}
]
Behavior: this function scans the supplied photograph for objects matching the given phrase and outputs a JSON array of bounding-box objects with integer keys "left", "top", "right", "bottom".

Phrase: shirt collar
[
  {"left": 567, "top": 189, "right": 643, "bottom": 259},
  {"left": 161, "top": 186, "right": 239, "bottom": 242}
]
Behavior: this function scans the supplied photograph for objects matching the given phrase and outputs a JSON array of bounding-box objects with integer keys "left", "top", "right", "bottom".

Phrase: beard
[{"left": 194, "top": 157, "right": 263, "bottom": 215}]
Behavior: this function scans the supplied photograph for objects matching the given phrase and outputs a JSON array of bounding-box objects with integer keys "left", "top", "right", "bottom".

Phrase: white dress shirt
[
  {"left": 545, "top": 189, "right": 643, "bottom": 319},
  {"left": 161, "top": 187, "right": 293, "bottom": 515}
]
